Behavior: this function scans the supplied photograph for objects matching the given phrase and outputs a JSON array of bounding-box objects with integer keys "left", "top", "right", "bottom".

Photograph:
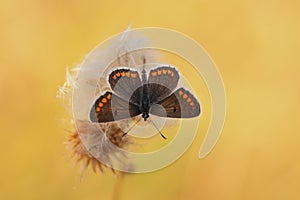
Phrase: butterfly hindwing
[
  {"left": 149, "top": 88, "right": 201, "bottom": 118},
  {"left": 108, "top": 68, "right": 142, "bottom": 106},
  {"left": 148, "top": 66, "right": 180, "bottom": 103},
  {"left": 90, "top": 91, "right": 141, "bottom": 123}
]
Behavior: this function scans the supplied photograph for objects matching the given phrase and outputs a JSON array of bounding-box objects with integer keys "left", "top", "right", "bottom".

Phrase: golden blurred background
[{"left": 1, "top": 0, "right": 300, "bottom": 199}]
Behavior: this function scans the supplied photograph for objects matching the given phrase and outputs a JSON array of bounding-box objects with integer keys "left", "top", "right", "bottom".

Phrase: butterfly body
[
  {"left": 140, "top": 68, "right": 151, "bottom": 121},
  {"left": 90, "top": 66, "right": 201, "bottom": 123}
]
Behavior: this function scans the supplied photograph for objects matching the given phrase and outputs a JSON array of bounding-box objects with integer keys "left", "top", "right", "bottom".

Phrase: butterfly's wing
[
  {"left": 149, "top": 88, "right": 201, "bottom": 118},
  {"left": 90, "top": 91, "right": 141, "bottom": 123},
  {"left": 147, "top": 66, "right": 180, "bottom": 103},
  {"left": 108, "top": 68, "right": 142, "bottom": 106}
]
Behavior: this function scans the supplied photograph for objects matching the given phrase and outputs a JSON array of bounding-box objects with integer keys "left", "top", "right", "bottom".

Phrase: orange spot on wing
[
  {"left": 131, "top": 73, "right": 137, "bottom": 78},
  {"left": 183, "top": 94, "right": 188, "bottom": 99},
  {"left": 179, "top": 90, "right": 183, "bottom": 95},
  {"left": 187, "top": 98, "right": 191, "bottom": 102},
  {"left": 190, "top": 102, "right": 195, "bottom": 106},
  {"left": 121, "top": 71, "right": 125, "bottom": 76},
  {"left": 116, "top": 72, "right": 120, "bottom": 77},
  {"left": 113, "top": 75, "right": 117, "bottom": 80},
  {"left": 96, "top": 107, "right": 100, "bottom": 112},
  {"left": 98, "top": 102, "right": 104, "bottom": 107},
  {"left": 106, "top": 94, "right": 111, "bottom": 99},
  {"left": 168, "top": 70, "right": 172, "bottom": 74},
  {"left": 171, "top": 72, "right": 174, "bottom": 77},
  {"left": 102, "top": 98, "right": 107, "bottom": 103},
  {"left": 126, "top": 72, "right": 131, "bottom": 77},
  {"left": 158, "top": 70, "right": 162, "bottom": 75},
  {"left": 163, "top": 69, "right": 167, "bottom": 74},
  {"left": 151, "top": 71, "right": 157, "bottom": 76}
]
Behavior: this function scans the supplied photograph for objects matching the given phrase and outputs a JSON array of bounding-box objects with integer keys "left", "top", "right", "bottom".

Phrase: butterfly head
[{"left": 142, "top": 112, "right": 149, "bottom": 121}]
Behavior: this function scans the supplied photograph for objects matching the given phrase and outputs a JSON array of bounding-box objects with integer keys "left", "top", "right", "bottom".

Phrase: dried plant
[{"left": 58, "top": 27, "right": 159, "bottom": 177}]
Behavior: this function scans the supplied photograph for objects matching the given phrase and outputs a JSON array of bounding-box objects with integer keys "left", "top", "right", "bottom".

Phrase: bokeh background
[{"left": 1, "top": 0, "right": 300, "bottom": 199}]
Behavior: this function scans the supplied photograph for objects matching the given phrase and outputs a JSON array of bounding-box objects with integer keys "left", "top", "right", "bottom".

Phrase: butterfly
[{"left": 90, "top": 66, "right": 201, "bottom": 124}]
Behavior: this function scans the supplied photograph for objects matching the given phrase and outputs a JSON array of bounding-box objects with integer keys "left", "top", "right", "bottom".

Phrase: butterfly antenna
[
  {"left": 149, "top": 119, "right": 167, "bottom": 140},
  {"left": 122, "top": 118, "right": 142, "bottom": 137}
]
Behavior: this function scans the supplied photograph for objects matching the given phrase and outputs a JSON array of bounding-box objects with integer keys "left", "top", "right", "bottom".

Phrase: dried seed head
[
  {"left": 67, "top": 119, "right": 133, "bottom": 176},
  {"left": 59, "top": 27, "right": 160, "bottom": 175}
]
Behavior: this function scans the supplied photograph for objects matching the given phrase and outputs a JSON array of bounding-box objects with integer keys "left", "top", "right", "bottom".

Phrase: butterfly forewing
[
  {"left": 147, "top": 66, "right": 180, "bottom": 103},
  {"left": 149, "top": 88, "right": 201, "bottom": 118},
  {"left": 108, "top": 68, "right": 142, "bottom": 106},
  {"left": 90, "top": 91, "right": 141, "bottom": 123}
]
